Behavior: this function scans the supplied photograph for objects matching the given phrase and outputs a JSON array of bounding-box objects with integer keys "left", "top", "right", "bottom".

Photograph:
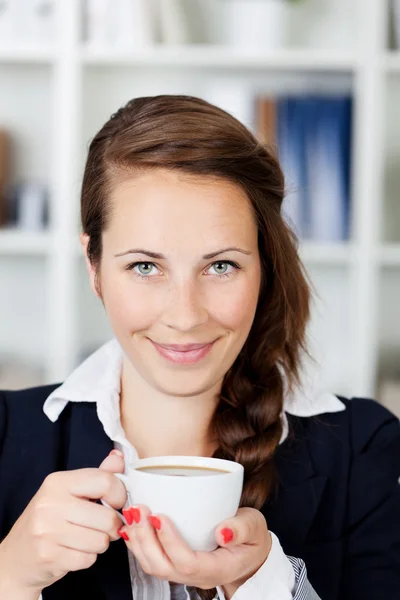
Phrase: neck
[{"left": 120, "top": 356, "right": 221, "bottom": 459}]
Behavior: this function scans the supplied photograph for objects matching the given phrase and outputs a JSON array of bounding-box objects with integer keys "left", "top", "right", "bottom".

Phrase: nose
[{"left": 161, "top": 279, "right": 208, "bottom": 332}]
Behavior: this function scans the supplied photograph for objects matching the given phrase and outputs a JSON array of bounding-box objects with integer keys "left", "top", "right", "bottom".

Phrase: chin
[{"left": 151, "top": 373, "right": 221, "bottom": 398}]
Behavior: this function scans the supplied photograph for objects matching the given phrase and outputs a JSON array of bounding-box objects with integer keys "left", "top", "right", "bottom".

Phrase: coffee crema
[{"left": 136, "top": 465, "right": 230, "bottom": 477}]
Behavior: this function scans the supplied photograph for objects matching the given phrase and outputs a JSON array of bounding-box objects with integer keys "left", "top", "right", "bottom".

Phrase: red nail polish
[
  {"left": 118, "top": 527, "right": 129, "bottom": 541},
  {"left": 148, "top": 515, "right": 161, "bottom": 530},
  {"left": 130, "top": 507, "right": 141, "bottom": 524},
  {"left": 122, "top": 508, "right": 134, "bottom": 526},
  {"left": 221, "top": 528, "right": 233, "bottom": 544}
]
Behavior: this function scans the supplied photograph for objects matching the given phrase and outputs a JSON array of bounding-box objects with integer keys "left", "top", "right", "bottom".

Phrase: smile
[{"left": 149, "top": 339, "right": 217, "bottom": 365}]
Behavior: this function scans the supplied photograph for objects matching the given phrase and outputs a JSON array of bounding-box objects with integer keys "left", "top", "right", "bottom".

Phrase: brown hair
[{"left": 81, "top": 95, "right": 314, "bottom": 599}]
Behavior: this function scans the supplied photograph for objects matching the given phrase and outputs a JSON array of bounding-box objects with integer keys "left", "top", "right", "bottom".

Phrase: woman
[{"left": 0, "top": 95, "right": 399, "bottom": 600}]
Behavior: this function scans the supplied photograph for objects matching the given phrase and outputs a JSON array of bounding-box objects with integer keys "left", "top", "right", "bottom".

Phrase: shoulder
[
  {"left": 291, "top": 395, "right": 398, "bottom": 443},
  {"left": 290, "top": 395, "right": 400, "bottom": 473},
  {"left": 1, "top": 383, "right": 61, "bottom": 413},
  {"left": 0, "top": 384, "right": 62, "bottom": 444},
  {"left": 343, "top": 395, "right": 400, "bottom": 453},
  {"left": 320, "top": 395, "right": 399, "bottom": 452}
]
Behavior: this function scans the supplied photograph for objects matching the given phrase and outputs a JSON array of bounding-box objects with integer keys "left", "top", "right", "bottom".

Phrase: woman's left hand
[{"left": 118, "top": 504, "right": 272, "bottom": 593}]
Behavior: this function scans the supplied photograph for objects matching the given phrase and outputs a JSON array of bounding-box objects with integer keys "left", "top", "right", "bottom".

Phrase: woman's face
[{"left": 82, "top": 168, "right": 262, "bottom": 397}]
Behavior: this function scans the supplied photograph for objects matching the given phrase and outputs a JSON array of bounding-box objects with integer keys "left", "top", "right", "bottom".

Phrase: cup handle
[{"left": 100, "top": 473, "right": 129, "bottom": 527}]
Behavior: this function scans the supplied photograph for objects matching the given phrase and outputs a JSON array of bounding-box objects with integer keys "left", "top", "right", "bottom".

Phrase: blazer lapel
[
  {"left": 64, "top": 402, "right": 133, "bottom": 600},
  {"left": 263, "top": 414, "right": 328, "bottom": 556}
]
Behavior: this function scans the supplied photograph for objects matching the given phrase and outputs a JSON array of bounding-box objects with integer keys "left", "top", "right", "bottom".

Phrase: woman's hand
[
  {"left": 118, "top": 504, "right": 272, "bottom": 595},
  {"left": 0, "top": 450, "right": 127, "bottom": 596}
]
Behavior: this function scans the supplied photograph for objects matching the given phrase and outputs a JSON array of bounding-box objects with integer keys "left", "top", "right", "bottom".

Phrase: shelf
[
  {"left": 383, "top": 53, "right": 400, "bottom": 72},
  {"left": 380, "top": 51, "right": 400, "bottom": 72},
  {"left": 378, "top": 244, "right": 400, "bottom": 266},
  {"left": 81, "top": 45, "right": 359, "bottom": 71},
  {"left": 0, "top": 1, "right": 392, "bottom": 396},
  {"left": 0, "top": 229, "right": 50, "bottom": 256},
  {"left": 299, "top": 241, "right": 356, "bottom": 265},
  {"left": 0, "top": 45, "right": 55, "bottom": 65}
]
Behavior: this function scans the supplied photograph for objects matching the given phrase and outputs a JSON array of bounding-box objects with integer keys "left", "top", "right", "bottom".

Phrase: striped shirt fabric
[{"left": 168, "top": 557, "right": 321, "bottom": 599}]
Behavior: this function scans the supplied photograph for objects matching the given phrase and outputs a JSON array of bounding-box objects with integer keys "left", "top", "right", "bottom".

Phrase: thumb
[
  {"left": 99, "top": 448, "right": 125, "bottom": 474},
  {"left": 215, "top": 507, "right": 263, "bottom": 547}
]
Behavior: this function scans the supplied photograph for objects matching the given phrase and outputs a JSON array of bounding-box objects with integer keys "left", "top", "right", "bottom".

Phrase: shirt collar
[{"left": 43, "top": 338, "right": 346, "bottom": 445}]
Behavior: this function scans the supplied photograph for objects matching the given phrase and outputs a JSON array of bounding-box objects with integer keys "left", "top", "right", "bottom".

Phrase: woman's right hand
[{"left": 0, "top": 450, "right": 127, "bottom": 597}]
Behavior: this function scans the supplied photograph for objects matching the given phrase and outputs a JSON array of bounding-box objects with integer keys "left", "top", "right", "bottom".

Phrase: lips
[
  {"left": 154, "top": 342, "right": 214, "bottom": 352},
  {"left": 149, "top": 339, "right": 217, "bottom": 365}
]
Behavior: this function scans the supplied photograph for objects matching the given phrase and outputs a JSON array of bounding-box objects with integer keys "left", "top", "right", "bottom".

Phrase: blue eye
[
  {"left": 125, "top": 261, "right": 241, "bottom": 280},
  {"left": 125, "top": 262, "right": 158, "bottom": 279},
  {"left": 209, "top": 261, "right": 240, "bottom": 278}
]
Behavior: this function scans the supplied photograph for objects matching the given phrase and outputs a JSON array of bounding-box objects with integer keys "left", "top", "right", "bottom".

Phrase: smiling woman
[{"left": 0, "top": 94, "right": 399, "bottom": 600}]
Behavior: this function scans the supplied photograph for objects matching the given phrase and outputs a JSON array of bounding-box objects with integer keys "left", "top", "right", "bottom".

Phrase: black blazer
[{"left": 0, "top": 385, "right": 399, "bottom": 600}]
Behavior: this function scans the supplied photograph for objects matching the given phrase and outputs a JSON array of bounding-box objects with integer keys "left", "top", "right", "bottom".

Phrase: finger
[
  {"left": 66, "top": 498, "right": 122, "bottom": 541},
  {"left": 147, "top": 513, "right": 199, "bottom": 576},
  {"left": 57, "top": 522, "right": 112, "bottom": 555},
  {"left": 120, "top": 505, "right": 173, "bottom": 580},
  {"left": 56, "top": 547, "right": 98, "bottom": 573},
  {"left": 215, "top": 507, "right": 265, "bottom": 547},
  {"left": 59, "top": 468, "right": 127, "bottom": 508},
  {"left": 99, "top": 449, "right": 125, "bottom": 474}
]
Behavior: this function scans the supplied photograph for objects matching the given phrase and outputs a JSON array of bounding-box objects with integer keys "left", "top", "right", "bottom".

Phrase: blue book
[
  {"left": 306, "top": 95, "right": 352, "bottom": 242},
  {"left": 277, "top": 96, "right": 308, "bottom": 239}
]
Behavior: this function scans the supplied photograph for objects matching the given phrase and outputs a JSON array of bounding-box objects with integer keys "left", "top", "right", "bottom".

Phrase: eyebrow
[{"left": 114, "top": 247, "right": 252, "bottom": 259}]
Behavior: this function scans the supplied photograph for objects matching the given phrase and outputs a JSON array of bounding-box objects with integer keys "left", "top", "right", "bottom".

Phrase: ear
[{"left": 80, "top": 233, "right": 100, "bottom": 298}]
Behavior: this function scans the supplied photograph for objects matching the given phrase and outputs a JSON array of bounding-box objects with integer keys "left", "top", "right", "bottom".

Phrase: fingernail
[
  {"left": 122, "top": 508, "right": 134, "bottom": 526},
  {"left": 118, "top": 527, "right": 129, "bottom": 541},
  {"left": 148, "top": 515, "right": 161, "bottom": 530},
  {"left": 221, "top": 528, "right": 234, "bottom": 544},
  {"left": 130, "top": 507, "right": 141, "bottom": 524},
  {"left": 110, "top": 449, "right": 124, "bottom": 457}
]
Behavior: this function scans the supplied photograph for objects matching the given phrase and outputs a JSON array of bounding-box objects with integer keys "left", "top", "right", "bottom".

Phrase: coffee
[{"left": 136, "top": 465, "right": 230, "bottom": 477}]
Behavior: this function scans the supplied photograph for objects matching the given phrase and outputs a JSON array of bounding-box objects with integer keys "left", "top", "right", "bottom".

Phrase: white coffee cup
[{"left": 103, "top": 455, "right": 244, "bottom": 552}]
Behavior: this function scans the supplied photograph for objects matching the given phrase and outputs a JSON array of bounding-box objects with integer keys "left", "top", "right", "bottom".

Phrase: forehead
[{"left": 106, "top": 169, "right": 258, "bottom": 245}]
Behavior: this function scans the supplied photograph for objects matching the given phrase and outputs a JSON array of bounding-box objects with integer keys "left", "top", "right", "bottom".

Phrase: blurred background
[{"left": 0, "top": 0, "right": 398, "bottom": 418}]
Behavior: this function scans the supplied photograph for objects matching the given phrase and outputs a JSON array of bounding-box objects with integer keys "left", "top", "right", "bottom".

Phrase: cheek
[
  {"left": 211, "top": 279, "right": 260, "bottom": 331},
  {"left": 100, "top": 269, "right": 158, "bottom": 332}
]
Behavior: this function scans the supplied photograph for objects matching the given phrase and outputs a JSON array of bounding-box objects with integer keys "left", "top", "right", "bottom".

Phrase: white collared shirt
[{"left": 42, "top": 338, "right": 345, "bottom": 600}]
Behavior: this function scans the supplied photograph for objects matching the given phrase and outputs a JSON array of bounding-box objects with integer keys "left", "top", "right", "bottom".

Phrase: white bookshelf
[
  {"left": 0, "top": 0, "right": 399, "bottom": 402},
  {"left": 0, "top": 46, "right": 54, "bottom": 64},
  {"left": 80, "top": 45, "right": 360, "bottom": 71}
]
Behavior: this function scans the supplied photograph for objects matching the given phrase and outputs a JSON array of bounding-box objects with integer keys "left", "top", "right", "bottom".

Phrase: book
[
  {"left": 274, "top": 94, "right": 352, "bottom": 242},
  {"left": 159, "top": 0, "right": 189, "bottom": 45},
  {"left": 8, "top": 182, "right": 49, "bottom": 231},
  {"left": 277, "top": 96, "right": 308, "bottom": 239},
  {"left": 19, "top": 0, "right": 55, "bottom": 46},
  {"left": 85, "top": 0, "right": 111, "bottom": 47},
  {"left": 109, "top": 0, "right": 155, "bottom": 49},
  {"left": 203, "top": 80, "right": 255, "bottom": 134},
  {"left": 392, "top": 0, "right": 400, "bottom": 49},
  {"left": 306, "top": 95, "right": 352, "bottom": 242},
  {"left": 0, "top": 0, "right": 18, "bottom": 44},
  {"left": 0, "top": 130, "right": 10, "bottom": 227},
  {"left": 255, "top": 96, "right": 277, "bottom": 146},
  {"left": 85, "top": 0, "right": 155, "bottom": 48}
]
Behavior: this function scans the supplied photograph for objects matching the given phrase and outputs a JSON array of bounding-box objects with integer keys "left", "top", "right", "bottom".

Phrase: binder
[
  {"left": 277, "top": 96, "right": 308, "bottom": 239},
  {"left": 0, "top": 130, "right": 10, "bottom": 227},
  {"left": 306, "top": 96, "right": 352, "bottom": 241}
]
